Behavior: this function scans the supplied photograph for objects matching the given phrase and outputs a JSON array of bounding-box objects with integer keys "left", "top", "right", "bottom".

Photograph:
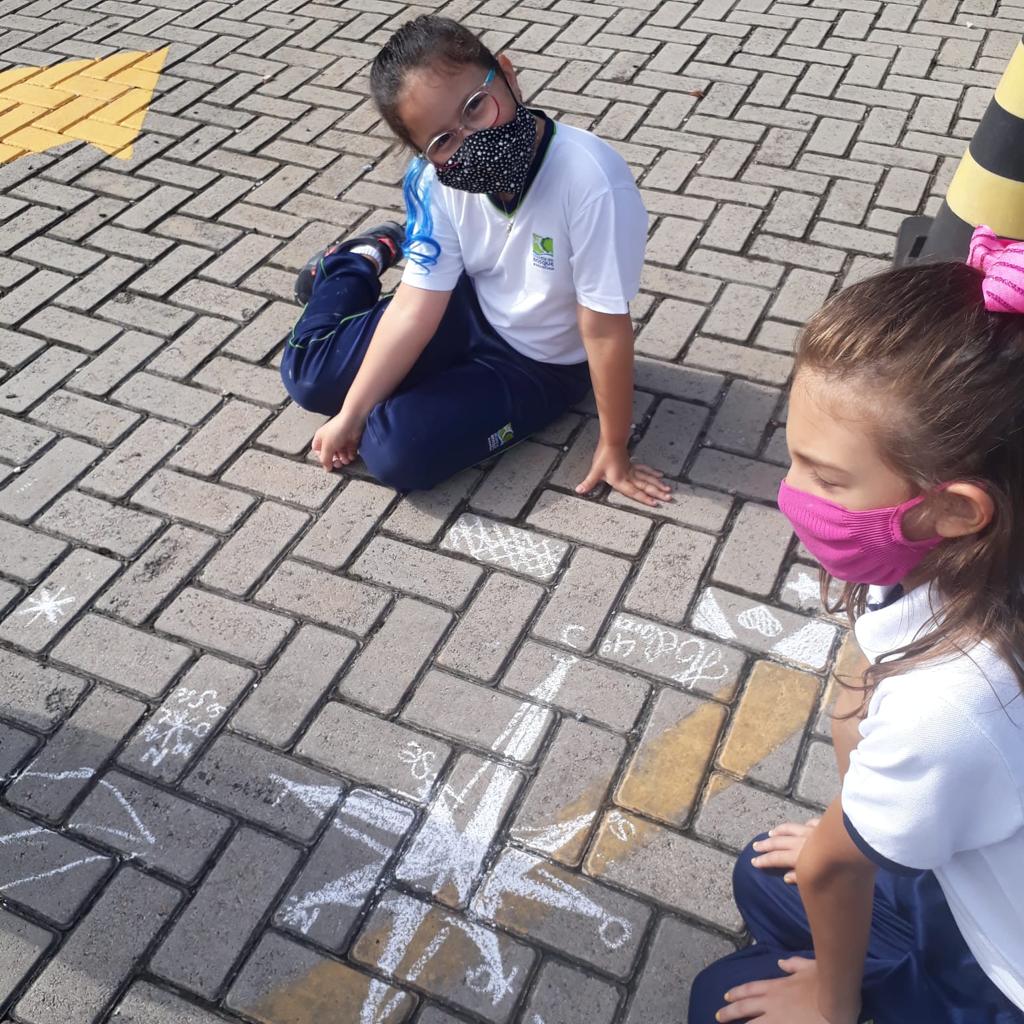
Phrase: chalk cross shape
[{"left": 0, "top": 48, "right": 168, "bottom": 165}]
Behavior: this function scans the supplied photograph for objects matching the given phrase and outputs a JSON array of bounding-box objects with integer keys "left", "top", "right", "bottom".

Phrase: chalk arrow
[{"left": 0, "top": 48, "right": 167, "bottom": 164}]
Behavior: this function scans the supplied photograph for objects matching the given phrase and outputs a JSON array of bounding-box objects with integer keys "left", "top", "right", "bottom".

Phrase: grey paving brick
[
  {"left": 0, "top": 806, "right": 112, "bottom": 925},
  {"left": 437, "top": 572, "right": 542, "bottom": 681},
  {"left": 586, "top": 810, "right": 742, "bottom": 932},
  {"left": 695, "top": 774, "right": 810, "bottom": 852},
  {"left": 689, "top": 448, "right": 786, "bottom": 502},
  {"left": 0, "top": 412, "right": 52, "bottom": 465},
  {"left": 169, "top": 399, "right": 272, "bottom": 477},
  {"left": 624, "top": 916, "right": 735, "bottom": 1024},
  {"left": 276, "top": 788, "right": 414, "bottom": 950},
  {"left": 404, "top": 670, "right": 555, "bottom": 764},
  {"left": 157, "top": 586, "right": 292, "bottom": 665},
  {"left": 503, "top": 640, "right": 649, "bottom": 732},
  {"left": 691, "top": 586, "right": 837, "bottom": 671},
  {"left": 532, "top": 546, "right": 629, "bottom": 654},
  {"left": 24, "top": 308, "right": 119, "bottom": 354},
  {"left": 199, "top": 500, "right": 308, "bottom": 595},
  {"left": 151, "top": 827, "right": 299, "bottom": 999},
  {"left": 223, "top": 300, "right": 298, "bottom": 361},
  {"left": 796, "top": 739, "right": 840, "bottom": 809},
  {"left": 183, "top": 732, "right": 343, "bottom": 840},
  {"left": 712, "top": 501, "right": 793, "bottom": 595},
  {"left": 608, "top": 482, "right": 733, "bottom": 534},
  {"left": 0, "top": 437, "right": 98, "bottom": 522},
  {"left": 706, "top": 379, "right": 781, "bottom": 455},
  {"left": 354, "top": 535, "right": 483, "bottom": 608},
  {"left": 227, "top": 930, "right": 414, "bottom": 1024},
  {"left": 470, "top": 442, "right": 557, "bottom": 519},
  {"left": 14, "top": 867, "right": 180, "bottom": 1024},
  {"left": 337, "top": 597, "right": 451, "bottom": 713},
  {"left": 112, "top": 982, "right": 233, "bottom": 1024},
  {"left": 511, "top": 719, "right": 625, "bottom": 867},
  {"left": 0, "top": 908, "right": 52, "bottom": 1010},
  {"left": 192, "top": 355, "right": 282, "bottom": 406},
  {"left": 232, "top": 624, "right": 354, "bottom": 746},
  {"left": 296, "top": 701, "right": 450, "bottom": 804},
  {"left": 69, "top": 330, "right": 164, "bottom": 397},
  {"left": 80, "top": 419, "right": 187, "bottom": 500},
  {"left": 147, "top": 316, "right": 235, "bottom": 379},
  {"left": 113, "top": 371, "right": 220, "bottom": 426},
  {"left": 0, "top": 722, "right": 38, "bottom": 781},
  {"left": 132, "top": 468, "right": 256, "bottom": 532},
  {"left": 624, "top": 524, "right": 716, "bottom": 624},
  {"left": 118, "top": 656, "right": 253, "bottom": 784},
  {"left": 258, "top": 400, "right": 326, "bottom": 456},
  {"left": 600, "top": 612, "right": 745, "bottom": 700},
  {"left": 398, "top": 752, "right": 522, "bottom": 907},
  {"left": 4, "top": 685, "right": 145, "bottom": 822},
  {"left": 0, "top": 519, "right": 66, "bottom": 584},
  {"left": 257, "top": 559, "right": 388, "bottom": 636},
  {"left": 442, "top": 513, "right": 569, "bottom": 582},
  {"left": 29, "top": 389, "right": 140, "bottom": 447},
  {"left": 0, "top": 649, "right": 87, "bottom": 733},
  {"left": 527, "top": 491, "right": 652, "bottom": 556},
  {"left": 384, "top": 468, "right": 479, "bottom": 544},
  {"left": 35, "top": 490, "right": 161, "bottom": 558},
  {"left": 352, "top": 891, "right": 535, "bottom": 1022},
  {"left": 293, "top": 478, "right": 394, "bottom": 570},
  {"left": 632, "top": 398, "right": 708, "bottom": 477},
  {"left": 0, "top": 550, "right": 119, "bottom": 654},
  {"left": 523, "top": 961, "right": 619, "bottom": 1024},
  {"left": 96, "top": 524, "right": 217, "bottom": 625}
]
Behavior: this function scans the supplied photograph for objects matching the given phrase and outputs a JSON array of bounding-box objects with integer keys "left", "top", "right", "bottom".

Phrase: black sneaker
[{"left": 294, "top": 220, "right": 405, "bottom": 305}]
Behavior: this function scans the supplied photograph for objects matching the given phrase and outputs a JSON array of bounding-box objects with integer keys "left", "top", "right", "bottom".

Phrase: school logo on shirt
[
  {"left": 487, "top": 422, "right": 515, "bottom": 452},
  {"left": 532, "top": 234, "right": 555, "bottom": 271}
]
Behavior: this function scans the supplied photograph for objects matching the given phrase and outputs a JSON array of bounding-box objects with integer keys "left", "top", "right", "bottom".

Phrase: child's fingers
[
  {"left": 751, "top": 850, "right": 801, "bottom": 870},
  {"left": 752, "top": 835, "right": 802, "bottom": 853},
  {"left": 624, "top": 481, "right": 660, "bottom": 508},
  {"left": 575, "top": 469, "right": 602, "bottom": 495},
  {"left": 633, "top": 463, "right": 664, "bottom": 478},
  {"left": 311, "top": 432, "right": 323, "bottom": 453},
  {"left": 784, "top": 871, "right": 797, "bottom": 884},
  {"left": 767, "top": 822, "right": 814, "bottom": 838}
]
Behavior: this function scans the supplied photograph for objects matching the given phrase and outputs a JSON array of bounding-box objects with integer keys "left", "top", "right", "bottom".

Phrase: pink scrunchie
[{"left": 967, "top": 225, "right": 1024, "bottom": 313}]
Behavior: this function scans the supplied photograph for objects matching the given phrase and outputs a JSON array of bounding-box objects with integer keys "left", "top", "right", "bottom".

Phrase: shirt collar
[{"left": 855, "top": 583, "right": 937, "bottom": 664}]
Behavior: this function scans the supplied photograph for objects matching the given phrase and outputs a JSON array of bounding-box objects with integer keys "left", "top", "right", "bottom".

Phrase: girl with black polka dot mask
[{"left": 280, "top": 15, "right": 669, "bottom": 508}]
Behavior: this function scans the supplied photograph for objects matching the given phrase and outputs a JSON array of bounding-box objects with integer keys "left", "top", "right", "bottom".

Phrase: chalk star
[
  {"left": 17, "top": 586, "right": 75, "bottom": 626},
  {"left": 785, "top": 572, "right": 820, "bottom": 604}
]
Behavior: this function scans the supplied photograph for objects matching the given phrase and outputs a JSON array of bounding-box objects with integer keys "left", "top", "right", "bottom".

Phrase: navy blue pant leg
[{"left": 689, "top": 839, "right": 1024, "bottom": 1024}]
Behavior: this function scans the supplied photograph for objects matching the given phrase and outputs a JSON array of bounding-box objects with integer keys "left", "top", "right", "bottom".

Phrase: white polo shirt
[
  {"left": 843, "top": 584, "right": 1024, "bottom": 1011},
  {"left": 402, "top": 119, "right": 648, "bottom": 365}
]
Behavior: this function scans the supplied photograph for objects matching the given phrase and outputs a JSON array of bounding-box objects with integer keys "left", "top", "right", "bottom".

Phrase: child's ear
[
  {"left": 497, "top": 54, "right": 523, "bottom": 103},
  {"left": 933, "top": 482, "right": 995, "bottom": 539}
]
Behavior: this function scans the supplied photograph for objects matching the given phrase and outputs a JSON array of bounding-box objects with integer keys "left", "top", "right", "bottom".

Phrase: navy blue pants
[
  {"left": 689, "top": 838, "right": 1024, "bottom": 1024},
  {"left": 280, "top": 252, "right": 591, "bottom": 492}
]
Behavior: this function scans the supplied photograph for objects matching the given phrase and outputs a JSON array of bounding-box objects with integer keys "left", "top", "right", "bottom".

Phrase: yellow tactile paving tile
[{"left": 0, "top": 47, "right": 167, "bottom": 165}]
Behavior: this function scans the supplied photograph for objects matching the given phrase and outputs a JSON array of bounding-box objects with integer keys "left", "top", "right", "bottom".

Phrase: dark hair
[
  {"left": 797, "top": 261, "right": 1024, "bottom": 702},
  {"left": 369, "top": 15, "right": 498, "bottom": 270},
  {"left": 370, "top": 14, "right": 498, "bottom": 147}
]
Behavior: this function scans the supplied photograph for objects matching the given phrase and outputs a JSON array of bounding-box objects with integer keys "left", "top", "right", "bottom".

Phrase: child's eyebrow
[{"left": 793, "top": 450, "right": 850, "bottom": 476}]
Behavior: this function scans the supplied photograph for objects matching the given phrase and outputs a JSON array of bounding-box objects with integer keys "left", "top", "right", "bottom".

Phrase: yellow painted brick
[
  {"left": 59, "top": 75, "right": 130, "bottom": 102},
  {"left": 3, "top": 126, "right": 73, "bottom": 155},
  {"left": 0, "top": 142, "right": 24, "bottom": 164},
  {"left": 108, "top": 67, "right": 160, "bottom": 90},
  {"left": 0, "top": 104, "right": 46, "bottom": 137},
  {"left": 27, "top": 59, "right": 92, "bottom": 88},
  {"left": 35, "top": 95, "right": 106, "bottom": 131},
  {"left": 80, "top": 51, "right": 149, "bottom": 80},
  {"left": 0, "top": 83, "right": 72, "bottom": 109},
  {"left": 615, "top": 690, "right": 726, "bottom": 827},
  {"left": 135, "top": 48, "right": 170, "bottom": 73},
  {"left": 92, "top": 90, "right": 151, "bottom": 125},
  {"left": 63, "top": 119, "right": 137, "bottom": 153},
  {"left": 0, "top": 66, "right": 43, "bottom": 89},
  {"left": 718, "top": 661, "right": 818, "bottom": 782}
]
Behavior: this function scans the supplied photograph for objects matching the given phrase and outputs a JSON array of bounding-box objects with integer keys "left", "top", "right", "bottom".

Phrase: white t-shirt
[
  {"left": 843, "top": 584, "right": 1024, "bottom": 1011},
  {"left": 401, "top": 118, "right": 648, "bottom": 365}
]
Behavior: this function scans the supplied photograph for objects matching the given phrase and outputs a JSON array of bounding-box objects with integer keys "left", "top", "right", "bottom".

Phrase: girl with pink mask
[{"left": 689, "top": 227, "right": 1024, "bottom": 1024}]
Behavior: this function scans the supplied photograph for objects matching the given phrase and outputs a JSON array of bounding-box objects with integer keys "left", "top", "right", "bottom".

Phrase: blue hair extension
[{"left": 402, "top": 156, "right": 441, "bottom": 270}]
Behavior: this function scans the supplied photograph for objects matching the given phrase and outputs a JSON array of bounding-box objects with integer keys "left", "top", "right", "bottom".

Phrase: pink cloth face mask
[{"left": 777, "top": 480, "right": 944, "bottom": 586}]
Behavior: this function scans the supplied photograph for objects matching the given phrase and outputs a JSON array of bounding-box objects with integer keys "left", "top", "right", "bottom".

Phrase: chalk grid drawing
[
  {"left": 443, "top": 514, "right": 568, "bottom": 581},
  {"left": 600, "top": 613, "right": 743, "bottom": 695},
  {"left": 691, "top": 588, "right": 837, "bottom": 671}
]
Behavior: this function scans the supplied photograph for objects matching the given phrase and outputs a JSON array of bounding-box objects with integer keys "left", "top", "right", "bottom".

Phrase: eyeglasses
[{"left": 423, "top": 68, "right": 501, "bottom": 165}]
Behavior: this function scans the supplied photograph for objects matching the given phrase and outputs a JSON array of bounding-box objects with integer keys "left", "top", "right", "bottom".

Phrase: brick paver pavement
[{"left": 0, "top": 0, "right": 1005, "bottom": 1020}]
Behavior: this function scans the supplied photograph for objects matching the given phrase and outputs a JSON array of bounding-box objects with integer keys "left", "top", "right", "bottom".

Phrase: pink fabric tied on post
[{"left": 967, "top": 225, "right": 1024, "bottom": 313}]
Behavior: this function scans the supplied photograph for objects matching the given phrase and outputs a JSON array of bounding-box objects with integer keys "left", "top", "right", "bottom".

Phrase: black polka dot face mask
[{"left": 435, "top": 104, "right": 536, "bottom": 195}]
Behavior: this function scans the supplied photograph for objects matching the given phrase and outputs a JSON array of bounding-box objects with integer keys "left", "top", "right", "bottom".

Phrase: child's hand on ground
[
  {"left": 312, "top": 410, "right": 365, "bottom": 471},
  {"left": 577, "top": 440, "right": 672, "bottom": 507},
  {"left": 716, "top": 957, "right": 856, "bottom": 1024},
  {"left": 751, "top": 819, "right": 821, "bottom": 884}
]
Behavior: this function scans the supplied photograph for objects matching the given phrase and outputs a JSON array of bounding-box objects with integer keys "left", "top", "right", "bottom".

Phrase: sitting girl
[
  {"left": 691, "top": 227, "right": 1024, "bottom": 1024},
  {"left": 280, "top": 15, "right": 668, "bottom": 506}
]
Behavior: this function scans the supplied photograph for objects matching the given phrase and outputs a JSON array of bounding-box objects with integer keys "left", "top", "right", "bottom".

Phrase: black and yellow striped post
[{"left": 895, "top": 35, "right": 1024, "bottom": 265}]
